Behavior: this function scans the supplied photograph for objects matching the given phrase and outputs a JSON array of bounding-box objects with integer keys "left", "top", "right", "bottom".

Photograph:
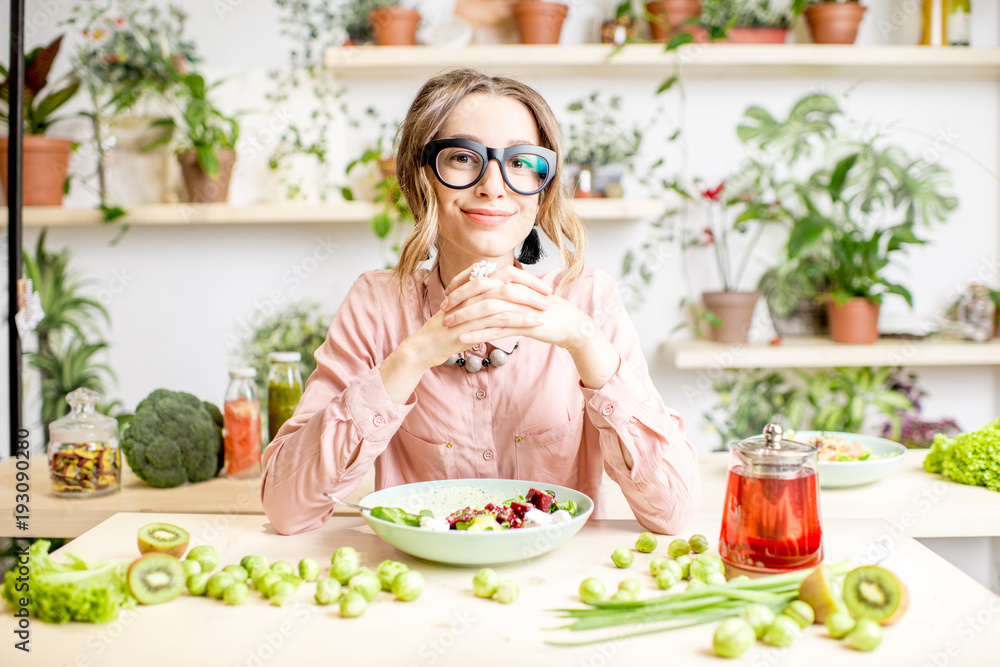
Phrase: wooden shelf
[
  {"left": 662, "top": 336, "right": 1000, "bottom": 369},
  {"left": 4, "top": 198, "right": 663, "bottom": 228},
  {"left": 324, "top": 44, "right": 1000, "bottom": 80}
]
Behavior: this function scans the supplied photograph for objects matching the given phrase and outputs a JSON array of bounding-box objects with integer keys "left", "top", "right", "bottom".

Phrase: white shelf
[
  {"left": 3, "top": 198, "right": 663, "bottom": 228},
  {"left": 662, "top": 336, "right": 1000, "bottom": 369},
  {"left": 324, "top": 44, "right": 1000, "bottom": 80}
]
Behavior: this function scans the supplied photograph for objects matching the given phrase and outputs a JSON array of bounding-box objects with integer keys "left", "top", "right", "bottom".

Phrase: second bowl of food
[{"left": 790, "top": 430, "right": 907, "bottom": 489}]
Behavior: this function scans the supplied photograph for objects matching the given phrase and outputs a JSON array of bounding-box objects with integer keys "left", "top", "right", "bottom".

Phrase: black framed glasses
[{"left": 420, "top": 138, "right": 557, "bottom": 196}]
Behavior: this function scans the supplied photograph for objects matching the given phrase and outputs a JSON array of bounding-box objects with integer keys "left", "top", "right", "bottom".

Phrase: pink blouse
[{"left": 260, "top": 266, "right": 700, "bottom": 535}]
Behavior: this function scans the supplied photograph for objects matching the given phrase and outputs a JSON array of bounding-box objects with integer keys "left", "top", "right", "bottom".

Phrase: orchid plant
[{"left": 684, "top": 180, "right": 783, "bottom": 293}]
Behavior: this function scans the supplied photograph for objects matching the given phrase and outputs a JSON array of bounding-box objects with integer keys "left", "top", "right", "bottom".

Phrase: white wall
[{"left": 2, "top": 1, "right": 1000, "bottom": 455}]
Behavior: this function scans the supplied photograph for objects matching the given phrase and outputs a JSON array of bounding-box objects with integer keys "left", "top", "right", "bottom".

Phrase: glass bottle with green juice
[{"left": 267, "top": 352, "right": 303, "bottom": 442}]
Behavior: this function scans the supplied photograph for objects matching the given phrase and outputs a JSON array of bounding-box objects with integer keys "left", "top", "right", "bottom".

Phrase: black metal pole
[{"left": 9, "top": 0, "right": 26, "bottom": 456}]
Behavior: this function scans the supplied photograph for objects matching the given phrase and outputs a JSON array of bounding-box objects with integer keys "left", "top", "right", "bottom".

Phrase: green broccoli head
[{"left": 121, "top": 389, "right": 224, "bottom": 488}]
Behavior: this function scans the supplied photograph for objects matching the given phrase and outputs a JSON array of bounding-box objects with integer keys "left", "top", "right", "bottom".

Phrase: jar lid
[
  {"left": 269, "top": 352, "right": 302, "bottom": 363},
  {"left": 229, "top": 367, "right": 257, "bottom": 379},
  {"left": 730, "top": 423, "right": 818, "bottom": 463},
  {"left": 49, "top": 388, "right": 118, "bottom": 441}
]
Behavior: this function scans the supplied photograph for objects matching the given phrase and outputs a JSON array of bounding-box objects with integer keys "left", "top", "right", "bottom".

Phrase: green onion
[{"left": 546, "top": 561, "right": 850, "bottom": 647}]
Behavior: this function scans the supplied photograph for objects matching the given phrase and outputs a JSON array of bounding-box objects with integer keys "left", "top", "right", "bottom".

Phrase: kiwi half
[
  {"left": 842, "top": 565, "right": 909, "bottom": 625},
  {"left": 137, "top": 522, "right": 190, "bottom": 559},
  {"left": 127, "top": 553, "right": 186, "bottom": 605}
]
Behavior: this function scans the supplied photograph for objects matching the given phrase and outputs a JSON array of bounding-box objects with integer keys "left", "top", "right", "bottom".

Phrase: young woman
[{"left": 261, "top": 69, "right": 699, "bottom": 535}]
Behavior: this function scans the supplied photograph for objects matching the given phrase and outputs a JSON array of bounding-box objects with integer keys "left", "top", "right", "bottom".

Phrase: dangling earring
[{"left": 517, "top": 227, "right": 545, "bottom": 264}]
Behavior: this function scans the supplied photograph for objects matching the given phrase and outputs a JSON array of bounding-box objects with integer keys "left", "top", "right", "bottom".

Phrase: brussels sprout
[
  {"left": 473, "top": 568, "right": 500, "bottom": 599},
  {"left": 333, "top": 546, "right": 360, "bottom": 565},
  {"left": 270, "top": 560, "right": 295, "bottom": 576},
  {"left": 783, "top": 600, "right": 815, "bottom": 628},
  {"left": 349, "top": 570, "right": 382, "bottom": 602},
  {"left": 675, "top": 554, "right": 693, "bottom": 579},
  {"left": 689, "top": 534, "right": 710, "bottom": 554},
  {"left": 694, "top": 553, "right": 725, "bottom": 574},
  {"left": 618, "top": 578, "right": 641, "bottom": 597},
  {"left": 223, "top": 564, "right": 248, "bottom": 583},
  {"left": 187, "top": 545, "right": 220, "bottom": 572},
  {"left": 298, "top": 558, "right": 321, "bottom": 582},
  {"left": 331, "top": 558, "right": 361, "bottom": 585},
  {"left": 340, "top": 590, "right": 368, "bottom": 617},
  {"left": 655, "top": 570, "right": 679, "bottom": 590},
  {"left": 741, "top": 603, "right": 776, "bottom": 639},
  {"left": 706, "top": 572, "right": 728, "bottom": 586},
  {"left": 762, "top": 615, "right": 801, "bottom": 647},
  {"left": 223, "top": 582, "right": 249, "bottom": 605},
  {"left": 186, "top": 572, "right": 211, "bottom": 596},
  {"left": 713, "top": 617, "right": 755, "bottom": 658},
  {"left": 825, "top": 610, "right": 856, "bottom": 639},
  {"left": 376, "top": 560, "right": 409, "bottom": 592},
  {"left": 315, "top": 578, "right": 343, "bottom": 605},
  {"left": 610, "top": 589, "right": 637, "bottom": 602},
  {"left": 845, "top": 618, "right": 883, "bottom": 651},
  {"left": 241, "top": 554, "right": 268, "bottom": 573},
  {"left": 392, "top": 570, "right": 425, "bottom": 601},
  {"left": 206, "top": 572, "right": 236, "bottom": 600},
  {"left": 579, "top": 578, "right": 606, "bottom": 604},
  {"left": 258, "top": 573, "right": 283, "bottom": 597},
  {"left": 181, "top": 559, "right": 202, "bottom": 578},
  {"left": 611, "top": 547, "right": 634, "bottom": 569},
  {"left": 635, "top": 532, "right": 658, "bottom": 553},
  {"left": 269, "top": 581, "right": 296, "bottom": 606},
  {"left": 666, "top": 539, "right": 690, "bottom": 559},
  {"left": 649, "top": 558, "right": 669, "bottom": 576},
  {"left": 496, "top": 580, "right": 519, "bottom": 604}
]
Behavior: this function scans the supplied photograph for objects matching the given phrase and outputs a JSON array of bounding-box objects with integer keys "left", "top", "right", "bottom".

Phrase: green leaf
[
  {"left": 701, "top": 310, "right": 723, "bottom": 328},
  {"left": 371, "top": 211, "right": 392, "bottom": 239},
  {"left": 100, "top": 205, "right": 127, "bottom": 223},
  {"left": 341, "top": 187, "right": 354, "bottom": 201},
  {"left": 828, "top": 153, "right": 859, "bottom": 201},
  {"left": 666, "top": 33, "right": 693, "bottom": 50},
  {"left": 656, "top": 76, "right": 678, "bottom": 95},
  {"left": 31, "top": 81, "right": 80, "bottom": 129},
  {"left": 787, "top": 214, "right": 829, "bottom": 257},
  {"left": 196, "top": 146, "right": 220, "bottom": 178}
]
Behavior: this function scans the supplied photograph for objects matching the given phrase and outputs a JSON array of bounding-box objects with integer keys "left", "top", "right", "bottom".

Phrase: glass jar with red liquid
[
  {"left": 719, "top": 424, "right": 823, "bottom": 576},
  {"left": 223, "top": 368, "right": 262, "bottom": 479}
]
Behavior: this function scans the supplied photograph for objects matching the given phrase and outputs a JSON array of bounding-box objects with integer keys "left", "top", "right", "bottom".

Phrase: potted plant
[
  {"left": 514, "top": 0, "right": 570, "bottom": 44},
  {"left": 63, "top": 0, "right": 197, "bottom": 211},
  {"left": 683, "top": 180, "right": 783, "bottom": 343},
  {"left": 147, "top": 73, "right": 241, "bottom": 203},
  {"left": 561, "top": 92, "right": 642, "bottom": 199},
  {"left": 698, "top": 0, "right": 793, "bottom": 43},
  {"left": 0, "top": 36, "right": 80, "bottom": 206},
  {"left": 646, "top": 0, "right": 703, "bottom": 42},
  {"left": 737, "top": 92, "right": 957, "bottom": 344},
  {"left": 794, "top": 0, "right": 867, "bottom": 44},
  {"left": 367, "top": 0, "right": 421, "bottom": 46}
]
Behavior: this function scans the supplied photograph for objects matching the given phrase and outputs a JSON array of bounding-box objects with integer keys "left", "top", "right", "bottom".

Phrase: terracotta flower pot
[
  {"left": 178, "top": 148, "right": 236, "bottom": 203},
  {"left": 826, "top": 297, "right": 880, "bottom": 344},
  {"left": 725, "top": 27, "right": 789, "bottom": 43},
  {"left": 0, "top": 135, "right": 73, "bottom": 206},
  {"left": 702, "top": 291, "right": 760, "bottom": 344},
  {"left": 804, "top": 2, "right": 867, "bottom": 45},
  {"left": 369, "top": 7, "right": 421, "bottom": 46},
  {"left": 646, "top": 0, "right": 702, "bottom": 42},
  {"left": 514, "top": 1, "right": 569, "bottom": 45}
]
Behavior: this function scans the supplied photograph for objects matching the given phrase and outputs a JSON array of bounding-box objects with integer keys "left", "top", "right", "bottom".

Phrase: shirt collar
[{"left": 420, "top": 265, "right": 520, "bottom": 355}]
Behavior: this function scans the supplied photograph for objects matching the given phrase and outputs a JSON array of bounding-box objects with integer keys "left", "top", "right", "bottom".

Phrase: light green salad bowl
[
  {"left": 359, "top": 478, "right": 594, "bottom": 567},
  {"left": 790, "top": 431, "right": 907, "bottom": 489}
]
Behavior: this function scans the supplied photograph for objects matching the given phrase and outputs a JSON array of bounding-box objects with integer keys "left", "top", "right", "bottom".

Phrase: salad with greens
[{"left": 370, "top": 487, "right": 580, "bottom": 531}]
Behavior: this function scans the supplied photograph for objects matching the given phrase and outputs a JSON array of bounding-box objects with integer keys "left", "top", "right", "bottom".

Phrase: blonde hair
[{"left": 393, "top": 68, "right": 586, "bottom": 293}]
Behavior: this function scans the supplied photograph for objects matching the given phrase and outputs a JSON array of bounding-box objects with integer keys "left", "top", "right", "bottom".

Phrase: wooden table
[
  {"left": 0, "top": 456, "right": 373, "bottom": 538},
  {"left": 4, "top": 450, "right": 1000, "bottom": 540},
  {"left": 6, "top": 512, "right": 999, "bottom": 666}
]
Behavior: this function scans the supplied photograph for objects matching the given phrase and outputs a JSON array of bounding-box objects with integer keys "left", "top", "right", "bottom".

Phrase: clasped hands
[{"left": 414, "top": 263, "right": 596, "bottom": 370}]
